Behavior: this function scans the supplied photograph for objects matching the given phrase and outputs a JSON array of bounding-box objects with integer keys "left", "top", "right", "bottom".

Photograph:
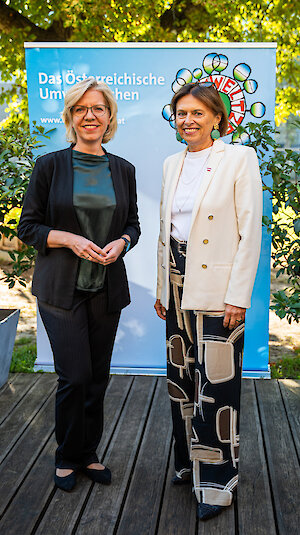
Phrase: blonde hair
[{"left": 62, "top": 77, "right": 118, "bottom": 144}]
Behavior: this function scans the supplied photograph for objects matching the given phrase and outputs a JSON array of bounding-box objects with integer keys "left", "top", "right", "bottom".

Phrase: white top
[{"left": 171, "top": 146, "right": 212, "bottom": 241}]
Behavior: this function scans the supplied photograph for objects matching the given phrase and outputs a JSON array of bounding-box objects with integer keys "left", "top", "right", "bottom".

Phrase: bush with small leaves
[
  {"left": 234, "top": 119, "right": 300, "bottom": 323},
  {"left": 0, "top": 121, "right": 53, "bottom": 287}
]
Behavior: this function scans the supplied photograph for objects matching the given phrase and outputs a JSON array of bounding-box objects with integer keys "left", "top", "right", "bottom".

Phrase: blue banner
[{"left": 25, "top": 43, "right": 276, "bottom": 377}]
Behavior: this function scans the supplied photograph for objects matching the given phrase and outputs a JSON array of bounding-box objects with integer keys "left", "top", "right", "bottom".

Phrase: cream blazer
[{"left": 156, "top": 139, "right": 262, "bottom": 311}]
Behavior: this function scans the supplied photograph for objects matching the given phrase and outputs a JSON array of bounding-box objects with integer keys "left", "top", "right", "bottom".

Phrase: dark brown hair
[{"left": 170, "top": 82, "right": 229, "bottom": 137}]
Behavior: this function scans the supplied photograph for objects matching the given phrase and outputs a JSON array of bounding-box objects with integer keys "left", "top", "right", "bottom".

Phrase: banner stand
[{"left": 25, "top": 42, "right": 277, "bottom": 378}]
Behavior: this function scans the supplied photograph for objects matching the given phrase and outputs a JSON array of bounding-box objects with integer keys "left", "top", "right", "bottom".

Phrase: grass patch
[
  {"left": 270, "top": 352, "right": 300, "bottom": 379},
  {"left": 10, "top": 336, "right": 37, "bottom": 373}
]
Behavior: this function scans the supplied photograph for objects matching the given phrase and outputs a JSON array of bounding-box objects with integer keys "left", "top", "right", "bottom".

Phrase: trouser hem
[
  {"left": 196, "top": 488, "right": 233, "bottom": 506},
  {"left": 55, "top": 460, "right": 82, "bottom": 470},
  {"left": 82, "top": 452, "right": 100, "bottom": 467}
]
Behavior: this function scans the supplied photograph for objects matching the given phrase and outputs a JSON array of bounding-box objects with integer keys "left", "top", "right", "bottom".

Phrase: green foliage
[
  {"left": 0, "top": 121, "right": 51, "bottom": 287},
  {"left": 63, "top": 0, "right": 170, "bottom": 41},
  {"left": 0, "top": 0, "right": 299, "bottom": 125},
  {"left": 10, "top": 336, "right": 37, "bottom": 373},
  {"left": 235, "top": 120, "right": 300, "bottom": 323},
  {"left": 270, "top": 354, "right": 300, "bottom": 379}
]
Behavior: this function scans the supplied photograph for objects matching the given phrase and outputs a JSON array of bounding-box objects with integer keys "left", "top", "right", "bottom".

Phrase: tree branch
[{"left": 0, "top": 0, "right": 72, "bottom": 41}]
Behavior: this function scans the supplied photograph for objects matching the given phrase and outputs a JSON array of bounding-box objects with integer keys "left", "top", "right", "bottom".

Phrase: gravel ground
[{"left": 0, "top": 264, "right": 299, "bottom": 363}]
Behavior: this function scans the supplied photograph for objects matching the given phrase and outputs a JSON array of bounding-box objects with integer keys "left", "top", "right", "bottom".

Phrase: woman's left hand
[
  {"left": 101, "top": 239, "right": 125, "bottom": 265},
  {"left": 223, "top": 304, "right": 246, "bottom": 330}
]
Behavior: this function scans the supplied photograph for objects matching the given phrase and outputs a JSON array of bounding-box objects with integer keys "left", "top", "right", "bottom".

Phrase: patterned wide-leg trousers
[{"left": 166, "top": 237, "right": 244, "bottom": 506}]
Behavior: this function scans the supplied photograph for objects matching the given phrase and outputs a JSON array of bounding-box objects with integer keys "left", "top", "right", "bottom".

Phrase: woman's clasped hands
[{"left": 69, "top": 234, "right": 125, "bottom": 265}]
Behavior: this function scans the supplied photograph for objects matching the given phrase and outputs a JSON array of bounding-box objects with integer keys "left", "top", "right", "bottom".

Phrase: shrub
[
  {"left": 0, "top": 121, "right": 52, "bottom": 287},
  {"left": 234, "top": 120, "right": 300, "bottom": 323}
]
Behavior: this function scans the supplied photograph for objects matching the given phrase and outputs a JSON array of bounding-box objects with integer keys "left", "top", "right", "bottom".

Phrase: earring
[
  {"left": 175, "top": 131, "right": 187, "bottom": 144},
  {"left": 211, "top": 123, "right": 220, "bottom": 140}
]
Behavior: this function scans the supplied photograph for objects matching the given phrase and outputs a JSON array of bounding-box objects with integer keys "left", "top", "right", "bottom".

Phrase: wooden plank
[
  {"left": 256, "top": 379, "right": 300, "bottom": 535},
  {"left": 279, "top": 379, "right": 300, "bottom": 459},
  {"left": 74, "top": 376, "right": 157, "bottom": 535},
  {"left": 0, "top": 373, "right": 57, "bottom": 463},
  {"left": 2, "top": 374, "right": 297, "bottom": 535},
  {"left": 0, "top": 432, "right": 56, "bottom": 535},
  {"left": 237, "top": 379, "right": 276, "bottom": 535},
  {"left": 0, "top": 383, "right": 8, "bottom": 395},
  {"left": 20, "top": 375, "right": 133, "bottom": 535},
  {"left": 0, "top": 373, "right": 19, "bottom": 395},
  {"left": 157, "top": 448, "right": 196, "bottom": 535},
  {"left": 0, "top": 373, "right": 40, "bottom": 425},
  {"left": 116, "top": 377, "right": 173, "bottom": 535},
  {"left": 0, "top": 389, "right": 55, "bottom": 517}
]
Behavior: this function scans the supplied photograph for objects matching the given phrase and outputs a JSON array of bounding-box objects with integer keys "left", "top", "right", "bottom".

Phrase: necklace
[
  {"left": 180, "top": 154, "right": 210, "bottom": 185},
  {"left": 175, "top": 154, "right": 211, "bottom": 213}
]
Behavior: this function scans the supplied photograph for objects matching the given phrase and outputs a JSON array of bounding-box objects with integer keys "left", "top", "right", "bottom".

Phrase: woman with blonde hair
[
  {"left": 155, "top": 82, "right": 262, "bottom": 520},
  {"left": 18, "top": 77, "right": 140, "bottom": 491}
]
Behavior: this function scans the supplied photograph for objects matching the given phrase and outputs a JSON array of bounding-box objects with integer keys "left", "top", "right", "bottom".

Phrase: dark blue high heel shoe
[{"left": 197, "top": 503, "right": 223, "bottom": 520}]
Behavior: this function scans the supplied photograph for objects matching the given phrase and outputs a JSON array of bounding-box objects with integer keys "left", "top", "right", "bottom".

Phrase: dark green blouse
[{"left": 72, "top": 150, "right": 116, "bottom": 291}]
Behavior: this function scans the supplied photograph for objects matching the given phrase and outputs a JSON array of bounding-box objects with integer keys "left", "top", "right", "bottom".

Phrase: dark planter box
[{"left": 0, "top": 309, "right": 20, "bottom": 388}]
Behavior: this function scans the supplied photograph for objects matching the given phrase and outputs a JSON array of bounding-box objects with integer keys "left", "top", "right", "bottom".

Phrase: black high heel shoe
[
  {"left": 197, "top": 503, "right": 223, "bottom": 520},
  {"left": 83, "top": 466, "right": 111, "bottom": 485},
  {"left": 54, "top": 470, "right": 76, "bottom": 492}
]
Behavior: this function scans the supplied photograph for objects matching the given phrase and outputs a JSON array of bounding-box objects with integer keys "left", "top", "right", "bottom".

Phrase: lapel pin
[{"left": 207, "top": 167, "right": 212, "bottom": 172}]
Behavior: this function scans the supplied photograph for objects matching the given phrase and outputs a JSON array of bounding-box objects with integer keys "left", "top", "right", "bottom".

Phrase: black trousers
[
  {"left": 38, "top": 289, "right": 120, "bottom": 469},
  {"left": 166, "top": 237, "right": 244, "bottom": 506}
]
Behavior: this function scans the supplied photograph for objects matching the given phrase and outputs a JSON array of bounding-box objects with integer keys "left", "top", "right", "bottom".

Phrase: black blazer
[{"left": 17, "top": 146, "right": 140, "bottom": 311}]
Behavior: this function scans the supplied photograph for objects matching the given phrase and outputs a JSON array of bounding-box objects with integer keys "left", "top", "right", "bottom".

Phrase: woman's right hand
[{"left": 154, "top": 299, "right": 167, "bottom": 320}]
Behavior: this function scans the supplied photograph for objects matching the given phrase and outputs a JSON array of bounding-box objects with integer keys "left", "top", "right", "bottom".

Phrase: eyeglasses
[{"left": 71, "top": 105, "right": 110, "bottom": 117}]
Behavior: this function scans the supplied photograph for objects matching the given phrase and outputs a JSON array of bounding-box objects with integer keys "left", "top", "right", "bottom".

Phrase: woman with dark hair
[
  {"left": 155, "top": 82, "right": 262, "bottom": 520},
  {"left": 18, "top": 77, "right": 140, "bottom": 491}
]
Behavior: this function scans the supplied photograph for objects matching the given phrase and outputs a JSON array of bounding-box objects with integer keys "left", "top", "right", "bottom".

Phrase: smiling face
[
  {"left": 71, "top": 89, "right": 111, "bottom": 154},
  {"left": 175, "top": 94, "right": 221, "bottom": 152}
]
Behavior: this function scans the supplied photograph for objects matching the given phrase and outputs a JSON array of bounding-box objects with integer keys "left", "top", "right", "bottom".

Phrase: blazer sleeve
[
  {"left": 224, "top": 147, "right": 263, "bottom": 308},
  {"left": 17, "top": 156, "right": 54, "bottom": 256},
  {"left": 121, "top": 164, "right": 141, "bottom": 249}
]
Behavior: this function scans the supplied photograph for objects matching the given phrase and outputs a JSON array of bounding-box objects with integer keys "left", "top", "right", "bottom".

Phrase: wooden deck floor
[{"left": 0, "top": 374, "right": 299, "bottom": 535}]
